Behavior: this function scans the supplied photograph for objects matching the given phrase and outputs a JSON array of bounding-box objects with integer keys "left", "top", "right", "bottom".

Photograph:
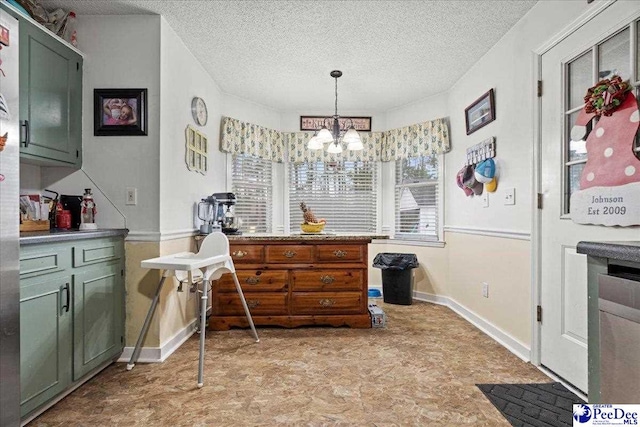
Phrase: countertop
[
  {"left": 196, "top": 233, "right": 389, "bottom": 242},
  {"left": 20, "top": 228, "right": 129, "bottom": 245},
  {"left": 577, "top": 241, "right": 640, "bottom": 264}
]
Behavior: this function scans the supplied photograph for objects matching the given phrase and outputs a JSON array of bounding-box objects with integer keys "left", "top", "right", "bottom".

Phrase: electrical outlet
[
  {"left": 481, "top": 192, "right": 489, "bottom": 208},
  {"left": 504, "top": 188, "right": 516, "bottom": 205},
  {"left": 126, "top": 187, "right": 137, "bottom": 205},
  {"left": 482, "top": 282, "right": 489, "bottom": 298}
]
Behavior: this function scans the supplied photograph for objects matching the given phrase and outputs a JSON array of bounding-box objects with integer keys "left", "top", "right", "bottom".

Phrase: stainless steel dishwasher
[{"left": 599, "top": 271, "right": 640, "bottom": 403}]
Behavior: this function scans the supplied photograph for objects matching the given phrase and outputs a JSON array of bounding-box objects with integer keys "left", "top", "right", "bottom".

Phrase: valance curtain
[
  {"left": 220, "top": 116, "right": 450, "bottom": 163},
  {"left": 284, "top": 132, "right": 384, "bottom": 163},
  {"left": 220, "top": 117, "right": 285, "bottom": 162},
  {"left": 381, "top": 118, "right": 450, "bottom": 161}
]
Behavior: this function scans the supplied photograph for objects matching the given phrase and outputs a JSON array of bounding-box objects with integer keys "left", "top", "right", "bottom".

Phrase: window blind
[
  {"left": 395, "top": 156, "right": 440, "bottom": 240},
  {"left": 231, "top": 154, "right": 272, "bottom": 233},
  {"left": 289, "top": 161, "right": 377, "bottom": 233}
]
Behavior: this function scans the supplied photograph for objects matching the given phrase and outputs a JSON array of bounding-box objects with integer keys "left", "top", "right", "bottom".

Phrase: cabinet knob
[
  {"left": 319, "top": 298, "right": 336, "bottom": 307},
  {"left": 320, "top": 275, "right": 335, "bottom": 284},
  {"left": 246, "top": 299, "right": 260, "bottom": 309},
  {"left": 333, "top": 250, "right": 347, "bottom": 258},
  {"left": 245, "top": 276, "right": 261, "bottom": 285},
  {"left": 233, "top": 250, "right": 247, "bottom": 258},
  {"left": 283, "top": 250, "right": 296, "bottom": 258}
]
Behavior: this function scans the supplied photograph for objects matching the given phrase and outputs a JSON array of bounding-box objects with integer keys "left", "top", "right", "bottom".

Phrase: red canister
[{"left": 56, "top": 210, "right": 72, "bottom": 229}]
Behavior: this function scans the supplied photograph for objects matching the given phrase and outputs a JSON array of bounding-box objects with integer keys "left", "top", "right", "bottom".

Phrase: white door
[{"left": 540, "top": 3, "right": 640, "bottom": 393}]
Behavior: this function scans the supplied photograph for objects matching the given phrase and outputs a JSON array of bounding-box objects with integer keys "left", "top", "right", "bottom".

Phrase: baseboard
[
  {"left": 412, "top": 290, "right": 531, "bottom": 362},
  {"left": 118, "top": 319, "right": 198, "bottom": 363}
]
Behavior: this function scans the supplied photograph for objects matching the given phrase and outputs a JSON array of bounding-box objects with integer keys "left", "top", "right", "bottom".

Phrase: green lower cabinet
[
  {"left": 20, "top": 275, "right": 73, "bottom": 417},
  {"left": 19, "top": 236, "right": 125, "bottom": 419},
  {"left": 73, "top": 262, "right": 123, "bottom": 380}
]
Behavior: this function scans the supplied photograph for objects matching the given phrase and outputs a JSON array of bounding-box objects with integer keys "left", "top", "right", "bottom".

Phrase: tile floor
[{"left": 32, "top": 301, "right": 550, "bottom": 426}]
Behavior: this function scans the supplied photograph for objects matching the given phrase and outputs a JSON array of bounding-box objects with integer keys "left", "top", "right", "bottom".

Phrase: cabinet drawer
[
  {"left": 316, "top": 245, "right": 364, "bottom": 263},
  {"left": 292, "top": 270, "right": 363, "bottom": 292},
  {"left": 291, "top": 292, "right": 364, "bottom": 315},
  {"left": 266, "top": 245, "right": 313, "bottom": 263},
  {"left": 20, "top": 246, "right": 72, "bottom": 278},
  {"left": 215, "top": 293, "right": 287, "bottom": 316},
  {"left": 230, "top": 245, "right": 264, "bottom": 263},
  {"left": 217, "top": 270, "right": 288, "bottom": 293},
  {"left": 73, "top": 238, "right": 122, "bottom": 268}
]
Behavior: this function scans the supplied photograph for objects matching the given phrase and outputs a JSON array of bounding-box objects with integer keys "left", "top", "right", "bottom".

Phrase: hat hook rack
[{"left": 466, "top": 137, "right": 496, "bottom": 166}]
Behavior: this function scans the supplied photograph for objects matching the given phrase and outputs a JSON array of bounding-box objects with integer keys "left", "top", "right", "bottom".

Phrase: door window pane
[
  {"left": 567, "top": 111, "right": 590, "bottom": 162},
  {"left": 598, "top": 28, "right": 630, "bottom": 80},
  {"left": 567, "top": 163, "right": 586, "bottom": 212},
  {"left": 567, "top": 51, "right": 592, "bottom": 110}
]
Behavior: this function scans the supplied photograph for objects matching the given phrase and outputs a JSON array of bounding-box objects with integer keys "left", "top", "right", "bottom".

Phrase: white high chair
[{"left": 127, "top": 232, "right": 259, "bottom": 388}]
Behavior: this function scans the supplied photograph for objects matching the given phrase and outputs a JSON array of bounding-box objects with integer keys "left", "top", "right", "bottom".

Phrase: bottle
[
  {"left": 79, "top": 188, "right": 97, "bottom": 230},
  {"left": 63, "top": 11, "right": 78, "bottom": 47}
]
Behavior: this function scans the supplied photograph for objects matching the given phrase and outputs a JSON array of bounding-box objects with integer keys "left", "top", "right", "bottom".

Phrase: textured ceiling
[{"left": 40, "top": 0, "right": 537, "bottom": 112}]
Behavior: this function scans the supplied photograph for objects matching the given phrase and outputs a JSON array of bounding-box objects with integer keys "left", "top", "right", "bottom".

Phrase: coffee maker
[{"left": 212, "top": 192, "right": 241, "bottom": 235}]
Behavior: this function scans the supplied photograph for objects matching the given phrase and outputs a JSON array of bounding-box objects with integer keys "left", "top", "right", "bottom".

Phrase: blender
[{"left": 197, "top": 195, "right": 219, "bottom": 234}]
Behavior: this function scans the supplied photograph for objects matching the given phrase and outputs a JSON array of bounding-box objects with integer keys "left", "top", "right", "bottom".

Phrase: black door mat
[{"left": 477, "top": 382, "right": 586, "bottom": 427}]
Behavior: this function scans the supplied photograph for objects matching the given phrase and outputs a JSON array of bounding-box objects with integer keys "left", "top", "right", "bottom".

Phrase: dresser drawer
[
  {"left": 292, "top": 270, "right": 363, "bottom": 292},
  {"left": 291, "top": 292, "right": 363, "bottom": 315},
  {"left": 215, "top": 293, "right": 288, "bottom": 316},
  {"left": 230, "top": 245, "right": 264, "bottom": 263},
  {"left": 217, "top": 270, "right": 288, "bottom": 293},
  {"left": 265, "top": 245, "right": 313, "bottom": 263},
  {"left": 20, "top": 245, "right": 72, "bottom": 278},
  {"left": 316, "top": 245, "right": 364, "bottom": 263}
]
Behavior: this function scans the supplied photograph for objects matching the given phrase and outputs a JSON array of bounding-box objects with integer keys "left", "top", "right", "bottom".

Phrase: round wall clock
[{"left": 191, "top": 97, "right": 208, "bottom": 126}]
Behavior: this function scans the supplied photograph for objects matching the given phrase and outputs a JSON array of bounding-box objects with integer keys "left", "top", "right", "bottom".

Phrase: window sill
[{"left": 371, "top": 239, "right": 445, "bottom": 248}]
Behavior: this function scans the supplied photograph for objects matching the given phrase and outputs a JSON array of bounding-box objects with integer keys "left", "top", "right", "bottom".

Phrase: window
[
  {"left": 563, "top": 24, "right": 640, "bottom": 214},
  {"left": 395, "top": 155, "right": 440, "bottom": 241},
  {"left": 289, "top": 161, "right": 377, "bottom": 232},
  {"left": 231, "top": 154, "right": 272, "bottom": 233}
]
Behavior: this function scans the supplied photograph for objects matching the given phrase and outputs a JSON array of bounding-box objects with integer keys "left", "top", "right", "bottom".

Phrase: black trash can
[{"left": 372, "top": 253, "right": 418, "bottom": 305}]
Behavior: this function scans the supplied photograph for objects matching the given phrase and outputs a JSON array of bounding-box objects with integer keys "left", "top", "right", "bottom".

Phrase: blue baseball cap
[{"left": 474, "top": 159, "right": 496, "bottom": 183}]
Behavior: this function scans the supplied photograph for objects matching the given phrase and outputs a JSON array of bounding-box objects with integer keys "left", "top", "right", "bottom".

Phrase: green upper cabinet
[{"left": 18, "top": 17, "right": 82, "bottom": 167}]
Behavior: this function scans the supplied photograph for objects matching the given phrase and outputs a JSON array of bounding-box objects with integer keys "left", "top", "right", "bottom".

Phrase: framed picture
[
  {"left": 464, "top": 89, "right": 495, "bottom": 135},
  {"left": 300, "top": 116, "right": 372, "bottom": 132},
  {"left": 94, "top": 88, "right": 148, "bottom": 136}
]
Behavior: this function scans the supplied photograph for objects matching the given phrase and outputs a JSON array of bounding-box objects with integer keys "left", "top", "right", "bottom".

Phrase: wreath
[{"left": 583, "top": 75, "right": 631, "bottom": 117}]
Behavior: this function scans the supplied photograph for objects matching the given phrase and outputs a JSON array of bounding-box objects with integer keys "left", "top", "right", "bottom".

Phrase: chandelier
[{"left": 307, "top": 70, "right": 364, "bottom": 153}]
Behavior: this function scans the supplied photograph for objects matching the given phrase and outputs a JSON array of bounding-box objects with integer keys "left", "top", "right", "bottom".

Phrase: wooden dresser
[{"left": 209, "top": 236, "right": 378, "bottom": 330}]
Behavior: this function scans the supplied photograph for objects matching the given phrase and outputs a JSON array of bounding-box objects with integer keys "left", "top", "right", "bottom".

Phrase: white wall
[
  {"left": 41, "top": 15, "right": 162, "bottom": 234},
  {"left": 386, "top": 91, "right": 449, "bottom": 130},
  {"left": 444, "top": 0, "right": 592, "bottom": 232},
  {"left": 158, "top": 18, "right": 226, "bottom": 234}
]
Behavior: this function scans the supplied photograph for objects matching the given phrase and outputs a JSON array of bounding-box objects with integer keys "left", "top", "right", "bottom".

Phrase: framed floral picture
[
  {"left": 94, "top": 88, "right": 148, "bottom": 136},
  {"left": 465, "top": 89, "right": 495, "bottom": 135}
]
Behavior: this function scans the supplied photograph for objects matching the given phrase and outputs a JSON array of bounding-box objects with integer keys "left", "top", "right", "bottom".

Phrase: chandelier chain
[{"left": 334, "top": 76, "right": 338, "bottom": 117}]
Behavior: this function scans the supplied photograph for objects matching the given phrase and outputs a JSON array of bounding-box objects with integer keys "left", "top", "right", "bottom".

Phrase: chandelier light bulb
[
  {"left": 327, "top": 142, "right": 343, "bottom": 154},
  {"left": 316, "top": 128, "right": 334, "bottom": 144},
  {"left": 307, "top": 135, "right": 323, "bottom": 150}
]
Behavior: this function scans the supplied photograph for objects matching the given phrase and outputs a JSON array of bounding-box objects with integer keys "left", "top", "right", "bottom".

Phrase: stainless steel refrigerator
[{"left": 0, "top": 5, "right": 21, "bottom": 426}]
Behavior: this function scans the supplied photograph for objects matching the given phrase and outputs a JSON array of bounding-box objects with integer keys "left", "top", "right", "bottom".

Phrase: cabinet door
[
  {"left": 20, "top": 275, "right": 73, "bottom": 417},
  {"left": 19, "top": 18, "right": 82, "bottom": 166},
  {"left": 73, "top": 262, "right": 123, "bottom": 380}
]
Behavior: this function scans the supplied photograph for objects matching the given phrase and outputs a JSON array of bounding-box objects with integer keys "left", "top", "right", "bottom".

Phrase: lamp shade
[
  {"left": 327, "top": 142, "right": 343, "bottom": 154},
  {"left": 316, "top": 128, "right": 334, "bottom": 144},
  {"left": 347, "top": 139, "right": 364, "bottom": 151},
  {"left": 342, "top": 127, "right": 360, "bottom": 143},
  {"left": 307, "top": 135, "right": 323, "bottom": 150}
]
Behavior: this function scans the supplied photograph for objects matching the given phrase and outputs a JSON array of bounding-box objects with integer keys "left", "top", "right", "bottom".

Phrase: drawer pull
[
  {"left": 333, "top": 250, "right": 347, "bottom": 258},
  {"left": 320, "top": 275, "right": 335, "bottom": 284},
  {"left": 246, "top": 300, "right": 260, "bottom": 309},
  {"left": 319, "top": 298, "right": 336, "bottom": 307},
  {"left": 283, "top": 250, "right": 297, "bottom": 258},
  {"left": 245, "top": 276, "right": 261, "bottom": 285},
  {"left": 233, "top": 250, "right": 248, "bottom": 258}
]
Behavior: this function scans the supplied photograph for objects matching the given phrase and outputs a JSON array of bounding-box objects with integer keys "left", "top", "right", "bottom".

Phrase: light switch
[
  {"left": 126, "top": 187, "right": 137, "bottom": 205},
  {"left": 504, "top": 188, "right": 515, "bottom": 205},
  {"left": 481, "top": 192, "right": 489, "bottom": 208}
]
